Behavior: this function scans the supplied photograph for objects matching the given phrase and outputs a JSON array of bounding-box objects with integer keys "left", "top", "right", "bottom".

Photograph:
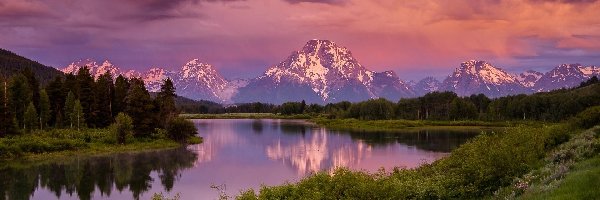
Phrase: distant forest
[{"left": 210, "top": 77, "right": 600, "bottom": 122}]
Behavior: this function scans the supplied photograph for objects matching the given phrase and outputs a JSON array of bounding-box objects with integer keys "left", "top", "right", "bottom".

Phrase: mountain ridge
[{"left": 51, "top": 40, "right": 600, "bottom": 103}]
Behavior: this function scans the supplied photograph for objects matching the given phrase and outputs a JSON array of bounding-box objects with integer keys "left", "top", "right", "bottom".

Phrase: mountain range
[{"left": 58, "top": 40, "right": 600, "bottom": 104}]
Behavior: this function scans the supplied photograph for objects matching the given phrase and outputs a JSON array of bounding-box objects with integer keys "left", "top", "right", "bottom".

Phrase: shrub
[
  {"left": 570, "top": 106, "right": 600, "bottom": 129},
  {"left": 166, "top": 117, "right": 198, "bottom": 143},
  {"left": 110, "top": 113, "right": 134, "bottom": 144}
]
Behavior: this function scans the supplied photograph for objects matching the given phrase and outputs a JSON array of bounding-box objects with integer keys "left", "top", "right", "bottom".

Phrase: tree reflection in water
[{"left": 0, "top": 147, "right": 197, "bottom": 200}]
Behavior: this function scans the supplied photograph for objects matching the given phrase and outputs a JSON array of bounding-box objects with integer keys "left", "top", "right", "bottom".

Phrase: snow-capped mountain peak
[
  {"left": 235, "top": 39, "right": 413, "bottom": 103},
  {"left": 175, "top": 59, "right": 230, "bottom": 102},
  {"left": 443, "top": 60, "right": 525, "bottom": 97},
  {"left": 62, "top": 59, "right": 121, "bottom": 79},
  {"left": 534, "top": 63, "right": 600, "bottom": 91},
  {"left": 516, "top": 70, "right": 543, "bottom": 88},
  {"left": 455, "top": 60, "right": 518, "bottom": 84}
]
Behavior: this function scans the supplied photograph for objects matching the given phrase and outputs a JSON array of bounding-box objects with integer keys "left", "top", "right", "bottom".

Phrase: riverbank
[
  {"left": 181, "top": 113, "right": 312, "bottom": 119},
  {"left": 237, "top": 124, "right": 599, "bottom": 199},
  {"left": 308, "top": 118, "right": 523, "bottom": 132},
  {"left": 0, "top": 128, "right": 202, "bottom": 162},
  {"left": 182, "top": 113, "right": 536, "bottom": 131}
]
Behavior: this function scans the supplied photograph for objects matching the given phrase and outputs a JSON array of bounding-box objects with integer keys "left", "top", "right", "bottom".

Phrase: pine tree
[
  {"left": 125, "top": 78, "right": 155, "bottom": 137},
  {"left": 113, "top": 75, "right": 129, "bottom": 117},
  {"left": 156, "top": 78, "right": 177, "bottom": 128},
  {"left": 46, "top": 76, "right": 65, "bottom": 127},
  {"left": 0, "top": 78, "right": 17, "bottom": 136},
  {"left": 9, "top": 74, "right": 31, "bottom": 128},
  {"left": 64, "top": 91, "right": 76, "bottom": 128},
  {"left": 76, "top": 67, "right": 94, "bottom": 126},
  {"left": 22, "top": 67, "right": 40, "bottom": 112},
  {"left": 94, "top": 72, "right": 114, "bottom": 127},
  {"left": 73, "top": 99, "right": 85, "bottom": 131},
  {"left": 24, "top": 102, "right": 38, "bottom": 131},
  {"left": 63, "top": 73, "right": 79, "bottom": 97},
  {"left": 39, "top": 89, "right": 50, "bottom": 130}
]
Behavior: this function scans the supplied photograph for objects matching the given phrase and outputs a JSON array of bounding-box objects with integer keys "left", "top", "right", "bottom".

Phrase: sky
[{"left": 1, "top": 0, "right": 600, "bottom": 80}]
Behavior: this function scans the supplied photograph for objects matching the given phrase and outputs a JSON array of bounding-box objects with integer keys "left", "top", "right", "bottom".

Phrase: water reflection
[
  {"left": 0, "top": 148, "right": 197, "bottom": 200},
  {"left": 1, "top": 119, "right": 485, "bottom": 199}
]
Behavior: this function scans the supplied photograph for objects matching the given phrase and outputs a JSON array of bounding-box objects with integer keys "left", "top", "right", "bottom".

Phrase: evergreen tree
[
  {"left": 76, "top": 67, "right": 94, "bottom": 126},
  {"left": 0, "top": 78, "right": 17, "bottom": 136},
  {"left": 113, "top": 75, "right": 130, "bottom": 117},
  {"left": 300, "top": 100, "right": 306, "bottom": 114},
  {"left": 73, "top": 99, "right": 85, "bottom": 131},
  {"left": 125, "top": 78, "right": 155, "bottom": 136},
  {"left": 64, "top": 91, "right": 76, "bottom": 128},
  {"left": 63, "top": 73, "right": 78, "bottom": 97},
  {"left": 156, "top": 78, "right": 177, "bottom": 128},
  {"left": 24, "top": 102, "right": 38, "bottom": 131},
  {"left": 22, "top": 67, "right": 40, "bottom": 112},
  {"left": 449, "top": 98, "right": 478, "bottom": 120},
  {"left": 9, "top": 74, "right": 31, "bottom": 128},
  {"left": 39, "top": 89, "right": 50, "bottom": 129},
  {"left": 46, "top": 76, "right": 65, "bottom": 127},
  {"left": 94, "top": 72, "right": 114, "bottom": 127}
]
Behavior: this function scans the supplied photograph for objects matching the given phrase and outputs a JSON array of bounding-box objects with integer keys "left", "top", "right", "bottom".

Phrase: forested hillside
[{"left": 0, "top": 49, "right": 63, "bottom": 85}]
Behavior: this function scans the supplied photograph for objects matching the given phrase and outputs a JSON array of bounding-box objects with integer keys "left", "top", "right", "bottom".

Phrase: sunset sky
[{"left": 1, "top": 0, "right": 600, "bottom": 80}]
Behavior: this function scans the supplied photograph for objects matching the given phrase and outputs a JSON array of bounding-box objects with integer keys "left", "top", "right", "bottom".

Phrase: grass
[
  {"left": 0, "top": 128, "right": 188, "bottom": 162},
  {"left": 523, "top": 156, "right": 600, "bottom": 200},
  {"left": 491, "top": 126, "right": 600, "bottom": 199}
]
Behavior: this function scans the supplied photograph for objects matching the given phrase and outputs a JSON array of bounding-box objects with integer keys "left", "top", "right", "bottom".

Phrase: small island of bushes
[{"left": 0, "top": 67, "right": 200, "bottom": 160}]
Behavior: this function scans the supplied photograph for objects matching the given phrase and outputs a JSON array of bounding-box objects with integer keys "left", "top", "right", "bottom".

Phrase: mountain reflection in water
[{"left": 1, "top": 119, "right": 486, "bottom": 199}]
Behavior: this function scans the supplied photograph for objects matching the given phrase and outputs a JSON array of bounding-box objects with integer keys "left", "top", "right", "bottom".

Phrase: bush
[
  {"left": 110, "top": 113, "right": 134, "bottom": 144},
  {"left": 570, "top": 106, "right": 600, "bottom": 129},
  {"left": 166, "top": 117, "right": 198, "bottom": 143}
]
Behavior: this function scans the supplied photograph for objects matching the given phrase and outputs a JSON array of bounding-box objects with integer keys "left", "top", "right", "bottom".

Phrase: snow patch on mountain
[
  {"left": 62, "top": 59, "right": 121, "bottom": 79},
  {"left": 442, "top": 60, "right": 526, "bottom": 97},
  {"left": 516, "top": 70, "right": 543, "bottom": 88}
]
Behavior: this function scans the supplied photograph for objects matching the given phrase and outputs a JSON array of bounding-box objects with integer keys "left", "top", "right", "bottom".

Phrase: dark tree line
[
  {"left": 0, "top": 67, "right": 179, "bottom": 137},
  {"left": 208, "top": 77, "right": 599, "bottom": 122}
]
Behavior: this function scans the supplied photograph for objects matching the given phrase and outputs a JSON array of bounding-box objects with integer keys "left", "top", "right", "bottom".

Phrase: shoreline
[
  {"left": 182, "top": 113, "right": 543, "bottom": 132},
  {"left": 0, "top": 128, "right": 202, "bottom": 163}
]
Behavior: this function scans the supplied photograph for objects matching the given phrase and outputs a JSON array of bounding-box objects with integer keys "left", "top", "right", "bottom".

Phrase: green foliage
[
  {"left": 347, "top": 98, "right": 395, "bottom": 120},
  {"left": 73, "top": 99, "right": 85, "bottom": 130},
  {"left": 125, "top": 78, "right": 155, "bottom": 137},
  {"left": 111, "top": 113, "right": 134, "bottom": 144},
  {"left": 76, "top": 67, "right": 95, "bottom": 127},
  {"left": 45, "top": 76, "right": 64, "bottom": 128},
  {"left": 113, "top": 75, "right": 129, "bottom": 116},
  {"left": 494, "top": 126, "right": 600, "bottom": 199},
  {"left": 39, "top": 89, "right": 50, "bottom": 129},
  {"left": 156, "top": 78, "right": 178, "bottom": 128},
  {"left": 23, "top": 102, "right": 38, "bottom": 131},
  {"left": 9, "top": 74, "right": 31, "bottom": 128},
  {"left": 449, "top": 97, "right": 478, "bottom": 120},
  {"left": 238, "top": 125, "right": 563, "bottom": 199},
  {"left": 279, "top": 101, "right": 305, "bottom": 115},
  {"left": 166, "top": 117, "right": 198, "bottom": 143},
  {"left": 0, "top": 78, "right": 18, "bottom": 136},
  {"left": 151, "top": 192, "right": 181, "bottom": 200},
  {"left": 93, "top": 72, "right": 115, "bottom": 127},
  {"left": 63, "top": 91, "right": 75, "bottom": 128},
  {"left": 0, "top": 48, "right": 64, "bottom": 85},
  {"left": 569, "top": 105, "right": 600, "bottom": 129}
]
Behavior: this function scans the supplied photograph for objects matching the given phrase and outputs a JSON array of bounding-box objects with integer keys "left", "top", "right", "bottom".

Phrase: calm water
[{"left": 2, "top": 119, "right": 491, "bottom": 200}]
